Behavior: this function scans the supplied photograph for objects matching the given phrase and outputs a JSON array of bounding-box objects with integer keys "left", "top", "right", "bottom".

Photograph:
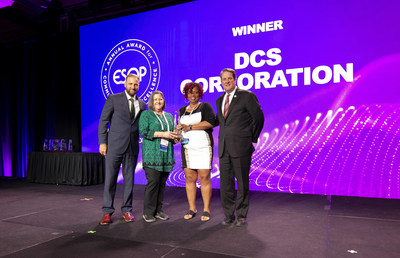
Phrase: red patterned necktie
[{"left": 224, "top": 93, "right": 230, "bottom": 119}]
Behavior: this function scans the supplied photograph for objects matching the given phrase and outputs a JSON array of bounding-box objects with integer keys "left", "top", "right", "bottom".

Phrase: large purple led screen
[{"left": 80, "top": 0, "right": 400, "bottom": 199}]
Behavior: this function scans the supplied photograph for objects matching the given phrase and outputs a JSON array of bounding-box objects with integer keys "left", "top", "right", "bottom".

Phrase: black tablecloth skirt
[{"left": 27, "top": 152, "right": 105, "bottom": 185}]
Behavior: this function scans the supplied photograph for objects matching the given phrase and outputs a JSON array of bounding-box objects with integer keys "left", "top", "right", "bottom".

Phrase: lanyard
[
  {"left": 153, "top": 111, "right": 170, "bottom": 131},
  {"left": 182, "top": 102, "right": 200, "bottom": 120}
]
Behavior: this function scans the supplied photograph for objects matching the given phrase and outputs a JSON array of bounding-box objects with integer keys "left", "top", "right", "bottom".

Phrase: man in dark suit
[
  {"left": 216, "top": 68, "right": 264, "bottom": 227},
  {"left": 98, "top": 73, "right": 146, "bottom": 225}
]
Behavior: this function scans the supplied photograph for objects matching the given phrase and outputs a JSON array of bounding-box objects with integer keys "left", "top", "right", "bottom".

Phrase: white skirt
[{"left": 181, "top": 130, "right": 213, "bottom": 169}]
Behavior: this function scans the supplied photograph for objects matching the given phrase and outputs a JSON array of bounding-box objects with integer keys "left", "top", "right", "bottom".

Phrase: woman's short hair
[
  {"left": 148, "top": 91, "right": 166, "bottom": 111},
  {"left": 183, "top": 82, "right": 204, "bottom": 100}
]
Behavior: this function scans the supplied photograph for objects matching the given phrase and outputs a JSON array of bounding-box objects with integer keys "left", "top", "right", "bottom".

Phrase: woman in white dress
[{"left": 177, "top": 82, "right": 216, "bottom": 222}]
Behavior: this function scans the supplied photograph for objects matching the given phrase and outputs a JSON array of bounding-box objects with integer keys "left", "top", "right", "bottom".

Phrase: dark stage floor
[{"left": 1, "top": 178, "right": 400, "bottom": 258}]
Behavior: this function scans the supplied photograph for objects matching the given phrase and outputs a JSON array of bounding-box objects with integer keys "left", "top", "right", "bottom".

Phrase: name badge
[{"left": 160, "top": 138, "right": 169, "bottom": 152}]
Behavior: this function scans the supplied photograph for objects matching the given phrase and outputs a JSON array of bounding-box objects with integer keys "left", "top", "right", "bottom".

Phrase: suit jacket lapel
[
  {"left": 225, "top": 90, "right": 239, "bottom": 120},
  {"left": 131, "top": 98, "right": 145, "bottom": 124},
  {"left": 217, "top": 95, "right": 225, "bottom": 123},
  {"left": 120, "top": 92, "right": 131, "bottom": 120}
]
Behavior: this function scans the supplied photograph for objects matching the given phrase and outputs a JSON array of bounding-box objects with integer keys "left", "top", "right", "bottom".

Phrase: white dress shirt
[
  {"left": 222, "top": 87, "right": 237, "bottom": 114},
  {"left": 125, "top": 91, "right": 139, "bottom": 118}
]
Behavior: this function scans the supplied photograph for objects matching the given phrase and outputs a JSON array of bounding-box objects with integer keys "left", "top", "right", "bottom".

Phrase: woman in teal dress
[{"left": 139, "top": 91, "right": 179, "bottom": 222}]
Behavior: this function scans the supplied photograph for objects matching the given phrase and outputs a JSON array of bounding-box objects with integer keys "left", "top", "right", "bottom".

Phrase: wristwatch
[{"left": 189, "top": 125, "right": 192, "bottom": 130}]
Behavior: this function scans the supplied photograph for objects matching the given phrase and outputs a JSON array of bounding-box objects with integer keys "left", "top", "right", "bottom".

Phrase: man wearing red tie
[{"left": 216, "top": 68, "right": 264, "bottom": 226}]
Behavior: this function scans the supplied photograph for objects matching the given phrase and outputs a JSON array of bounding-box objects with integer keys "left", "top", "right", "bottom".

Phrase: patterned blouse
[{"left": 139, "top": 110, "right": 175, "bottom": 172}]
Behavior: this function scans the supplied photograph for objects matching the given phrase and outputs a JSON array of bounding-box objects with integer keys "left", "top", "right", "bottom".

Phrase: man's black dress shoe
[
  {"left": 235, "top": 218, "right": 247, "bottom": 227},
  {"left": 221, "top": 218, "right": 234, "bottom": 226}
]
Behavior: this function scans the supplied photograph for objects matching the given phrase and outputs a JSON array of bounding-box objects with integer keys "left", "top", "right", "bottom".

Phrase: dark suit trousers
[
  {"left": 220, "top": 149, "right": 251, "bottom": 220},
  {"left": 143, "top": 167, "right": 169, "bottom": 216},
  {"left": 102, "top": 147, "right": 138, "bottom": 215}
]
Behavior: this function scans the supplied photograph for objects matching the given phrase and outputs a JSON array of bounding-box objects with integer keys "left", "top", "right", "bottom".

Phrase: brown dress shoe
[
  {"left": 123, "top": 212, "right": 135, "bottom": 222},
  {"left": 100, "top": 214, "right": 112, "bottom": 225}
]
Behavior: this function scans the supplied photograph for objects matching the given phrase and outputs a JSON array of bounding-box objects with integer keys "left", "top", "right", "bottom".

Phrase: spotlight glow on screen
[
  {"left": 80, "top": 0, "right": 400, "bottom": 199},
  {"left": 0, "top": 0, "right": 13, "bottom": 9}
]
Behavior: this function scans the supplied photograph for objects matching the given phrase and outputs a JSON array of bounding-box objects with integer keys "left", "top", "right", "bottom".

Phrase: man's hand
[{"left": 99, "top": 144, "right": 107, "bottom": 156}]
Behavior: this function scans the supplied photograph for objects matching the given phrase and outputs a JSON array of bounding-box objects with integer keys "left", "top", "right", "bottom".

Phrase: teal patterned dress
[{"left": 139, "top": 110, "right": 175, "bottom": 172}]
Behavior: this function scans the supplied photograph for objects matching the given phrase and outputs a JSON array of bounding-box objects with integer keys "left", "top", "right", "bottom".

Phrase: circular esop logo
[{"left": 100, "top": 39, "right": 160, "bottom": 102}]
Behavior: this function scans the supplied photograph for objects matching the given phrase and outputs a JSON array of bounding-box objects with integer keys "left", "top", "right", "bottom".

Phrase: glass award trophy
[
  {"left": 175, "top": 110, "right": 189, "bottom": 145},
  {"left": 174, "top": 110, "right": 183, "bottom": 141}
]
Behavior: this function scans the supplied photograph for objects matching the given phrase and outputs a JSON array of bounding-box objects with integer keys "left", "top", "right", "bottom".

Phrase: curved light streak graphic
[{"left": 166, "top": 104, "right": 400, "bottom": 199}]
